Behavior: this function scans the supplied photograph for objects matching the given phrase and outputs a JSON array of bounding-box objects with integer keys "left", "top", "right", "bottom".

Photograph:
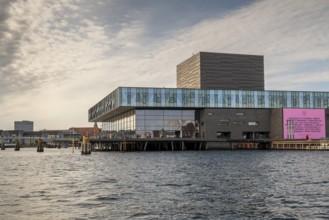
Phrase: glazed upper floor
[{"left": 88, "top": 87, "right": 329, "bottom": 122}]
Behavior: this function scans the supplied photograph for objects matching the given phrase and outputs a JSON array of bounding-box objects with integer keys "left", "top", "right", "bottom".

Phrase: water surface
[{"left": 1, "top": 148, "right": 329, "bottom": 219}]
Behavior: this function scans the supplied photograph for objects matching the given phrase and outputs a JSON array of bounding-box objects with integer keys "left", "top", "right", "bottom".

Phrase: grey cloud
[
  {"left": 0, "top": 0, "right": 26, "bottom": 100},
  {"left": 0, "top": 0, "right": 82, "bottom": 101},
  {"left": 0, "top": 0, "right": 11, "bottom": 21},
  {"left": 0, "top": 0, "right": 17, "bottom": 67}
]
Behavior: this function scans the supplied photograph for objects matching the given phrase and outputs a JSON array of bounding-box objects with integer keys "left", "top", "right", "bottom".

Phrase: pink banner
[{"left": 283, "top": 108, "right": 326, "bottom": 139}]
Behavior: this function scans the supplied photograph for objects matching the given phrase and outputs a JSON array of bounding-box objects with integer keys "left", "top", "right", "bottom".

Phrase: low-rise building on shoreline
[{"left": 0, "top": 125, "right": 101, "bottom": 147}]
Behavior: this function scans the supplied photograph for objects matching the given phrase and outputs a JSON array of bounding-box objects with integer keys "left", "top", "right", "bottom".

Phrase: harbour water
[{"left": 1, "top": 148, "right": 329, "bottom": 219}]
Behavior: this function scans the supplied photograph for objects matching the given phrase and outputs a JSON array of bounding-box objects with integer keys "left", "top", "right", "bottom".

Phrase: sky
[{"left": 0, "top": 0, "right": 329, "bottom": 130}]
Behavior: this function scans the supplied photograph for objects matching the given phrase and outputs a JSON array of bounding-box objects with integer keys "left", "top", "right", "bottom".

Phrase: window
[
  {"left": 257, "top": 92, "right": 264, "bottom": 107},
  {"left": 127, "top": 94, "right": 131, "bottom": 104},
  {"left": 216, "top": 123, "right": 228, "bottom": 126},
  {"left": 248, "top": 122, "right": 259, "bottom": 126},
  {"left": 292, "top": 94, "right": 299, "bottom": 107},
  {"left": 154, "top": 92, "right": 161, "bottom": 103},
  {"left": 303, "top": 93, "right": 310, "bottom": 107},
  {"left": 217, "top": 132, "right": 231, "bottom": 139}
]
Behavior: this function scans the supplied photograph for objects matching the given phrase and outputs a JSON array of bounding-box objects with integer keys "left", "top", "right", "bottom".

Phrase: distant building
[
  {"left": 14, "top": 120, "right": 33, "bottom": 132},
  {"left": 69, "top": 123, "right": 101, "bottom": 138}
]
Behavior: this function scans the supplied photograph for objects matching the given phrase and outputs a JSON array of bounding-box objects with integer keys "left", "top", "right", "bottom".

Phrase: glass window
[
  {"left": 248, "top": 122, "right": 259, "bottom": 126},
  {"left": 177, "top": 89, "right": 183, "bottom": 107},
  {"left": 145, "top": 110, "right": 163, "bottom": 115},
  {"left": 257, "top": 91, "right": 265, "bottom": 107},
  {"left": 209, "top": 90, "right": 215, "bottom": 107},
  {"left": 164, "top": 115, "right": 181, "bottom": 120},
  {"left": 145, "top": 120, "right": 164, "bottom": 126},
  {"left": 145, "top": 115, "right": 164, "bottom": 120},
  {"left": 291, "top": 92, "right": 299, "bottom": 108},
  {"left": 164, "top": 110, "right": 181, "bottom": 116},
  {"left": 165, "top": 89, "right": 177, "bottom": 106},
  {"left": 303, "top": 92, "right": 310, "bottom": 108},
  {"left": 198, "top": 90, "right": 206, "bottom": 106},
  {"left": 154, "top": 89, "right": 161, "bottom": 104},
  {"left": 223, "top": 91, "right": 231, "bottom": 107}
]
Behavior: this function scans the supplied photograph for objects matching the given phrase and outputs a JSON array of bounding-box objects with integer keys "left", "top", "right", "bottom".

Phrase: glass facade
[
  {"left": 103, "top": 110, "right": 135, "bottom": 132},
  {"left": 89, "top": 87, "right": 329, "bottom": 122},
  {"left": 88, "top": 88, "right": 120, "bottom": 122},
  {"left": 102, "top": 109, "right": 196, "bottom": 138},
  {"left": 121, "top": 87, "right": 329, "bottom": 109}
]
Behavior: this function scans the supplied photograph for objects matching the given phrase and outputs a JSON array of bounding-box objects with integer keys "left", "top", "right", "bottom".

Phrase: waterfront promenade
[
  {"left": 2, "top": 136, "right": 329, "bottom": 151},
  {"left": 89, "top": 138, "right": 329, "bottom": 151}
]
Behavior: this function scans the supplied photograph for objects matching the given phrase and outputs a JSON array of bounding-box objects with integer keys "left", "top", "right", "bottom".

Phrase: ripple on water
[
  {"left": 1, "top": 149, "right": 329, "bottom": 219},
  {"left": 94, "top": 195, "right": 120, "bottom": 202}
]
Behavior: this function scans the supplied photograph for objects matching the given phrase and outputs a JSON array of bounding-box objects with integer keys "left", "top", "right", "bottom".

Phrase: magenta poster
[{"left": 283, "top": 108, "right": 326, "bottom": 139}]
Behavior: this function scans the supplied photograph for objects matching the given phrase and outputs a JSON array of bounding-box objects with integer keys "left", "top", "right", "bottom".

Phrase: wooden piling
[
  {"left": 199, "top": 142, "right": 202, "bottom": 150},
  {"left": 123, "top": 139, "right": 127, "bottom": 151},
  {"left": 144, "top": 141, "right": 148, "bottom": 151},
  {"left": 181, "top": 141, "right": 185, "bottom": 150},
  {"left": 15, "top": 140, "right": 20, "bottom": 151},
  {"left": 37, "top": 139, "right": 44, "bottom": 152},
  {"left": 81, "top": 136, "right": 91, "bottom": 155}
]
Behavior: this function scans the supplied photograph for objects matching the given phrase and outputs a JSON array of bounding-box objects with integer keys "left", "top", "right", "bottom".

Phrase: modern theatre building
[{"left": 89, "top": 52, "right": 329, "bottom": 141}]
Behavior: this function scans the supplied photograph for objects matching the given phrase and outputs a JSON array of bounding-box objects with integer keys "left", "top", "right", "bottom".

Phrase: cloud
[
  {"left": 0, "top": 0, "right": 328, "bottom": 130},
  {"left": 0, "top": 0, "right": 114, "bottom": 128},
  {"left": 139, "top": 0, "right": 329, "bottom": 90}
]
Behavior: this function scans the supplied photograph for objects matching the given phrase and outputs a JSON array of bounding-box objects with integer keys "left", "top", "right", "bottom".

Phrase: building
[
  {"left": 0, "top": 129, "right": 82, "bottom": 147},
  {"left": 69, "top": 123, "right": 101, "bottom": 138},
  {"left": 88, "top": 52, "right": 329, "bottom": 142},
  {"left": 14, "top": 120, "right": 33, "bottom": 132}
]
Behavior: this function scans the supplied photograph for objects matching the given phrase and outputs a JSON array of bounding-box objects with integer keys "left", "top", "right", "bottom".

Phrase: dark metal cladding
[{"left": 177, "top": 52, "right": 264, "bottom": 90}]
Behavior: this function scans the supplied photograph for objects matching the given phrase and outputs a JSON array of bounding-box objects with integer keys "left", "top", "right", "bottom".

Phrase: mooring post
[
  {"left": 1, "top": 143, "right": 4, "bottom": 150},
  {"left": 37, "top": 139, "right": 44, "bottom": 152},
  {"left": 15, "top": 140, "right": 20, "bottom": 151},
  {"left": 171, "top": 141, "right": 174, "bottom": 151},
  {"left": 81, "top": 136, "right": 91, "bottom": 155},
  {"left": 123, "top": 139, "right": 127, "bottom": 151}
]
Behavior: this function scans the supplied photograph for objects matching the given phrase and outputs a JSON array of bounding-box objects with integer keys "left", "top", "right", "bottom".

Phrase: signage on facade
[{"left": 283, "top": 108, "right": 326, "bottom": 139}]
